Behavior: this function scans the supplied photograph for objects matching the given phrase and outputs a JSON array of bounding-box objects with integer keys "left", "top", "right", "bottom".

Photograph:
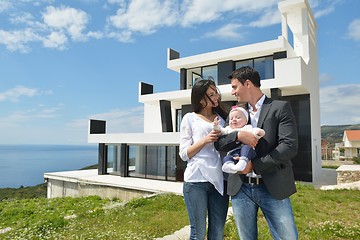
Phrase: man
[{"left": 215, "top": 66, "right": 298, "bottom": 240}]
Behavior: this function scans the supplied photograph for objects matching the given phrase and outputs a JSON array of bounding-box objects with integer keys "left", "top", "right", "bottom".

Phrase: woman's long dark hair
[{"left": 191, "top": 77, "right": 228, "bottom": 120}]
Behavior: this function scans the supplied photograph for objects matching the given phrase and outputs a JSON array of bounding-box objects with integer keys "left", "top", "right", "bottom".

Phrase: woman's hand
[
  {"left": 204, "top": 130, "right": 220, "bottom": 143},
  {"left": 186, "top": 130, "right": 221, "bottom": 159}
]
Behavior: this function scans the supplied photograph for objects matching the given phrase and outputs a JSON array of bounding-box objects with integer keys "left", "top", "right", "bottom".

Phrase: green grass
[
  {"left": 0, "top": 193, "right": 188, "bottom": 239},
  {"left": 0, "top": 182, "right": 359, "bottom": 239},
  {"left": 224, "top": 183, "right": 360, "bottom": 239}
]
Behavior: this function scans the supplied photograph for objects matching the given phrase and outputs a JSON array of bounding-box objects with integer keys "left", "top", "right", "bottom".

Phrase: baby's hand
[
  {"left": 255, "top": 129, "right": 265, "bottom": 139},
  {"left": 213, "top": 116, "right": 221, "bottom": 131}
]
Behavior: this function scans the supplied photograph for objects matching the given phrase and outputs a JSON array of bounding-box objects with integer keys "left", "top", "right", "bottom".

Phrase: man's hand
[{"left": 237, "top": 131, "right": 258, "bottom": 148}]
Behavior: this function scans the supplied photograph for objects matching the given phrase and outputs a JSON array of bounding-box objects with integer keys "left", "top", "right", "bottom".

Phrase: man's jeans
[
  {"left": 183, "top": 181, "right": 229, "bottom": 240},
  {"left": 231, "top": 183, "right": 298, "bottom": 240}
]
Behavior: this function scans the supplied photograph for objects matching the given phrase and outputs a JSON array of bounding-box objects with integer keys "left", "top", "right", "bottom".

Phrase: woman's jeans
[
  {"left": 231, "top": 183, "right": 298, "bottom": 240},
  {"left": 183, "top": 181, "right": 229, "bottom": 240}
]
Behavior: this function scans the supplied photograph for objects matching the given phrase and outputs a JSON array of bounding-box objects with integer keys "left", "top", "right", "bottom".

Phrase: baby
[{"left": 213, "top": 107, "right": 265, "bottom": 174}]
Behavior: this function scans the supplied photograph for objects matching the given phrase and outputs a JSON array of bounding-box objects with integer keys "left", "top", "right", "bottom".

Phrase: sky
[{"left": 0, "top": 0, "right": 359, "bottom": 145}]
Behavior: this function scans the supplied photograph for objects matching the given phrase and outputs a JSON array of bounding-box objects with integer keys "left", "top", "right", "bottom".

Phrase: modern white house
[
  {"left": 88, "top": 0, "right": 321, "bottom": 185},
  {"left": 333, "top": 130, "right": 360, "bottom": 161}
]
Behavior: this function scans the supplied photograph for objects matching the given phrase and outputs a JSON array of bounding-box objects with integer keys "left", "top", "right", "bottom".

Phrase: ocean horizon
[{"left": 0, "top": 144, "right": 98, "bottom": 188}]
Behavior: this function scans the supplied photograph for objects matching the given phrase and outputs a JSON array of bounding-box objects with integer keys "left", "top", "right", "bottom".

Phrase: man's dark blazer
[{"left": 215, "top": 96, "right": 298, "bottom": 200}]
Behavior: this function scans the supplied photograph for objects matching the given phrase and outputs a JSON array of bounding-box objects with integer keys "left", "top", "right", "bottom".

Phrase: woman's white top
[{"left": 179, "top": 112, "right": 225, "bottom": 195}]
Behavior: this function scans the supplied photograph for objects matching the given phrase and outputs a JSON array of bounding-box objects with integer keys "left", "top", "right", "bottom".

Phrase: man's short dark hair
[{"left": 228, "top": 66, "right": 261, "bottom": 87}]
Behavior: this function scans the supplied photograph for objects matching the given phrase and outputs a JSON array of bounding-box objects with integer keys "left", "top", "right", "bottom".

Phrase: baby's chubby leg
[
  {"left": 222, "top": 155, "right": 238, "bottom": 174},
  {"left": 230, "top": 157, "right": 248, "bottom": 172}
]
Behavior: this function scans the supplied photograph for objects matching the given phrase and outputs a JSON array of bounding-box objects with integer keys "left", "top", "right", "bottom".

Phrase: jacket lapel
[{"left": 257, "top": 97, "right": 272, "bottom": 128}]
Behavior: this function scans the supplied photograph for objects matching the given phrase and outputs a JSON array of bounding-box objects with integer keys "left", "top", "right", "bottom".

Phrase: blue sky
[{"left": 0, "top": 0, "right": 359, "bottom": 145}]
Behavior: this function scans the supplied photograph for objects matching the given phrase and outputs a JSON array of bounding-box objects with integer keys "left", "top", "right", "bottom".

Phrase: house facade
[
  {"left": 88, "top": 0, "right": 322, "bottom": 184},
  {"left": 321, "top": 139, "right": 333, "bottom": 160},
  {"left": 333, "top": 130, "right": 360, "bottom": 161}
]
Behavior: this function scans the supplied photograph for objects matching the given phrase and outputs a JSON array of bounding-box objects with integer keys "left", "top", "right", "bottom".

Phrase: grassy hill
[
  {"left": 321, "top": 123, "right": 360, "bottom": 145},
  {"left": 0, "top": 183, "right": 47, "bottom": 201}
]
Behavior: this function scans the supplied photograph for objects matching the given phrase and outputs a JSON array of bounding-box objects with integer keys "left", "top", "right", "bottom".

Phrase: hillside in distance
[{"left": 321, "top": 123, "right": 360, "bottom": 145}]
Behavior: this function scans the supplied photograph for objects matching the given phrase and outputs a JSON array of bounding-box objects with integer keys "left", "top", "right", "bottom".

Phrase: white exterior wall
[
  {"left": 143, "top": 103, "right": 162, "bottom": 133},
  {"left": 344, "top": 138, "right": 360, "bottom": 148},
  {"left": 279, "top": 0, "right": 321, "bottom": 183}
]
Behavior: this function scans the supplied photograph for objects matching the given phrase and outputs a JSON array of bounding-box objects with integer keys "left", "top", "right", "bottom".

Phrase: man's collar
[{"left": 248, "top": 94, "right": 265, "bottom": 111}]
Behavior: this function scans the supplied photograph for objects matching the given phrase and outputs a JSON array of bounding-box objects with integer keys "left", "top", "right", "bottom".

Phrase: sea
[{"left": 0, "top": 144, "right": 98, "bottom": 188}]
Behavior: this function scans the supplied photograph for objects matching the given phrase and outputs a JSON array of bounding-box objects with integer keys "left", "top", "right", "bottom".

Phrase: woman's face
[{"left": 202, "top": 85, "right": 219, "bottom": 109}]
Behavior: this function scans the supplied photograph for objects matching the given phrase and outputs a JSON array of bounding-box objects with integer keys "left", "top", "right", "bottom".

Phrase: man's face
[{"left": 231, "top": 78, "right": 248, "bottom": 103}]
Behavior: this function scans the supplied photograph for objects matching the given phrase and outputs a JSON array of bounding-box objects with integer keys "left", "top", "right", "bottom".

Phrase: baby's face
[{"left": 229, "top": 110, "right": 247, "bottom": 129}]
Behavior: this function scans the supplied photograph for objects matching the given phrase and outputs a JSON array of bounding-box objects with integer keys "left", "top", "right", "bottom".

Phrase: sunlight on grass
[{"left": 0, "top": 183, "right": 359, "bottom": 239}]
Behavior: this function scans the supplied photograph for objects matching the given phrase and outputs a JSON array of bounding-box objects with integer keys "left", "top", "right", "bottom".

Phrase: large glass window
[
  {"left": 202, "top": 65, "right": 218, "bottom": 84},
  {"left": 192, "top": 72, "right": 201, "bottom": 85},
  {"left": 128, "top": 145, "right": 146, "bottom": 178},
  {"left": 254, "top": 56, "right": 274, "bottom": 80},
  {"left": 128, "top": 145, "right": 136, "bottom": 173},
  {"left": 235, "top": 59, "right": 253, "bottom": 69},
  {"left": 235, "top": 56, "right": 274, "bottom": 80},
  {"left": 176, "top": 109, "right": 182, "bottom": 132},
  {"left": 104, "top": 144, "right": 179, "bottom": 181},
  {"left": 188, "top": 65, "right": 218, "bottom": 88},
  {"left": 166, "top": 146, "right": 177, "bottom": 181},
  {"left": 126, "top": 145, "right": 177, "bottom": 181},
  {"left": 146, "top": 146, "right": 166, "bottom": 180},
  {"left": 107, "top": 145, "right": 118, "bottom": 174}
]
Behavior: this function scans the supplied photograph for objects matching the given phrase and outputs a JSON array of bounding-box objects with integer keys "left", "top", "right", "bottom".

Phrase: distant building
[
  {"left": 333, "top": 130, "right": 360, "bottom": 161},
  {"left": 321, "top": 139, "right": 333, "bottom": 160},
  {"left": 88, "top": 0, "right": 321, "bottom": 184}
]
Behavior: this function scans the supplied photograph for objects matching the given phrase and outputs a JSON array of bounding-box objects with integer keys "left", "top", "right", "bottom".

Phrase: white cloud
[
  {"left": 0, "top": 0, "right": 285, "bottom": 50},
  {"left": 310, "top": 0, "right": 346, "bottom": 18},
  {"left": 43, "top": 31, "right": 68, "bottom": 49},
  {"left": 42, "top": 6, "right": 90, "bottom": 41},
  {"left": 0, "top": 104, "right": 62, "bottom": 130},
  {"left": 0, "top": 86, "right": 38, "bottom": 102},
  {"left": 180, "top": 0, "right": 278, "bottom": 28},
  {"left": 320, "top": 84, "right": 360, "bottom": 125},
  {"left": 250, "top": 7, "right": 280, "bottom": 27},
  {"left": 107, "top": 30, "right": 133, "bottom": 43},
  {"left": 63, "top": 106, "right": 143, "bottom": 144},
  {"left": 107, "top": 0, "right": 126, "bottom": 6},
  {"left": 319, "top": 73, "right": 334, "bottom": 85},
  {"left": 0, "top": 29, "right": 40, "bottom": 53},
  {"left": 180, "top": 0, "right": 223, "bottom": 27},
  {"left": 87, "top": 30, "right": 104, "bottom": 39},
  {"left": 0, "top": 4, "right": 91, "bottom": 52},
  {"left": 204, "top": 23, "right": 243, "bottom": 41},
  {"left": 88, "top": 106, "right": 144, "bottom": 133},
  {"left": 0, "top": 0, "right": 12, "bottom": 13},
  {"left": 106, "top": 0, "right": 281, "bottom": 42},
  {"left": 347, "top": 18, "right": 360, "bottom": 42},
  {"left": 0, "top": 102, "right": 66, "bottom": 145},
  {"left": 108, "top": 0, "right": 178, "bottom": 36},
  {"left": 313, "top": 5, "right": 335, "bottom": 18},
  {"left": 39, "top": 103, "right": 64, "bottom": 116}
]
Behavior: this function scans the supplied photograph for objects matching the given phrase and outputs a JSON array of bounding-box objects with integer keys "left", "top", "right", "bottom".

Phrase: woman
[{"left": 179, "top": 78, "right": 229, "bottom": 240}]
